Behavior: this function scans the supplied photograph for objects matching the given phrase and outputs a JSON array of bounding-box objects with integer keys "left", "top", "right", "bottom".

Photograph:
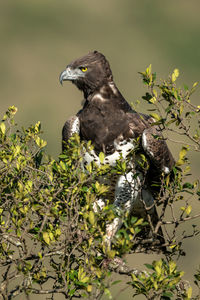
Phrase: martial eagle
[{"left": 59, "top": 51, "right": 174, "bottom": 250}]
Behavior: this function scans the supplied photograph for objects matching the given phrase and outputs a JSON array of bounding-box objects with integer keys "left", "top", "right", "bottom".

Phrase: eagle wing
[
  {"left": 62, "top": 115, "right": 80, "bottom": 151},
  {"left": 142, "top": 126, "right": 175, "bottom": 174},
  {"left": 127, "top": 112, "right": 175, "bottom": 175}
]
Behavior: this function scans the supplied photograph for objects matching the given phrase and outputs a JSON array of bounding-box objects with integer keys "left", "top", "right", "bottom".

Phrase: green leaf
[
  {"left": 150, "top": 113, "right": 161, "bottom": 121},
  {"left": 134, "top": 218, "right": 144, "bottom": 226},
  {"left": 107, "top": 250, "right": 116, "bottom": 259},
  {"left": 171, "top": 68, "right": 179, "bottom": 82},
  {"left": 88, "top": 211, "right": 95, "bottom": 225},
  {"left": 42, "top": 232, "right": 50, "bottom": 245},
  {"left": 186, "top": 286, "right": 192, "bottom": 299},
  {"left": 149, "top": 96, "right": 157, "bottom": 104},
  {"left": 176, "top": 146, "right": 189, "bottom": 166},
  {"left": 169, "top": 261, "right": 176, "bottom": 274},
  {"left": 192, "top": 82, "right": 198, "bottom": 88},
  {"left": 154, "top": 259, "right": 162, "bottom": 276},
  {"left": 49, "top": 232, "right": 54, "bottom": 241},
  {"left": 0, "top": 122, "right": 6, "bottom": 135},
  {"left": 121, "top": 161, "right": 126, "bottom": 172},
  {"left": 78, "top": 267, "right": 89, "bottom": 283},
  {"left": 146, "top": 64, "right": 152, "bottom": 75},
  {"left": 180, "top": 205, "right": 192, "bottom": 215},
  {"left": 145, "top": 263, "right": 154, "bottom": 270},
  {"left": 99, "top": 152, "right": 105, "bottom": 164},
  {"left": 87, "top": 285, "right": 92, "bottom": 292},
  {"left": 111, "top": 280, "right": 122, "bottom": 286},
  {"left": 185, "top": 205, "right": 192, "bottom": 215},
  {"left": 68, "top": 289, "right": 76, "bottom": 297},
  {"left": 162, "top": 291, "right": 173, "bottom": 298},
  {"left": 86, "top": 163, "right": 92, "bottom": 173},
  {"left": 104, "top": 288, "right": 112, "bottom": 299},
  {"left": 182, "top": 182, "right": 194, "bottom": 189}
]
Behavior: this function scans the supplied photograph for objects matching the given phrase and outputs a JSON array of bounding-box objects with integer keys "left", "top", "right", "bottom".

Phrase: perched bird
[{"left": 59, "top": 51, "right": 174, "bottom": 250}]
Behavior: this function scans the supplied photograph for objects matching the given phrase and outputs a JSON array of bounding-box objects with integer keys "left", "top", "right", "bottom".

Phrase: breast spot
[{"left": 94, "top": 93, "right": 107, "bottom": 102}]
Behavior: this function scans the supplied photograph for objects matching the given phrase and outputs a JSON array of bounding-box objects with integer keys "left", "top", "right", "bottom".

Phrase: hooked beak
[
  {"left": 59, "top": 67, "right": 84, "bottom": 85},
  {"left": 59, "top": 68, "right": 72, "bottom": 85}
]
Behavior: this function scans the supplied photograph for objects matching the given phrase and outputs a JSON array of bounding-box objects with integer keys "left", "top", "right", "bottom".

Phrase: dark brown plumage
[
  {"left": 60, "top": 51, "right": 174, "bottom": 172},
  {"left": 60, "top": 51, "right": 175, "bottom": 250}
]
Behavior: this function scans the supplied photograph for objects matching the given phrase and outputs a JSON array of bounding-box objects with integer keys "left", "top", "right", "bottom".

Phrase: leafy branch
[{"left": 0, "top": 65, "right": 200, "bottom": 299}]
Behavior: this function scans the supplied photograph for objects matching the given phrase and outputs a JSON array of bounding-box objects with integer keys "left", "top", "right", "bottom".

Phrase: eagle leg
[
  {"left": 93, "top": 198, "right": 106, "bottom": 212},
  {"left": 104, "top": 171, "right": 142, "bottom": 251},
  {"left": 104, "top": 170, "right": 166, "bottom": 251}
]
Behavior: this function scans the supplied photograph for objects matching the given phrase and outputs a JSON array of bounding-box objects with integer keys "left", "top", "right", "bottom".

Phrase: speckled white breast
[{"left": 83, "top": 138, "right": 135, "bottom": 167}]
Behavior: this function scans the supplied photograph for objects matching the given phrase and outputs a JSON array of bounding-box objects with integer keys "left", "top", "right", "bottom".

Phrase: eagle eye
[{"left": 80, "top": 67, "right": 88, "bottom": 72}]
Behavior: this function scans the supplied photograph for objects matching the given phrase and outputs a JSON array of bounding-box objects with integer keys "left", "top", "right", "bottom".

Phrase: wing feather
[
  {"left": 142, "top": 126, "right": 174, "bottom": 174},
  {"left": 62, "top": 116, "right": 80, "bottom": 151},
  {"left": 127, "top": 112, "right": 175, "bottom": 174}
]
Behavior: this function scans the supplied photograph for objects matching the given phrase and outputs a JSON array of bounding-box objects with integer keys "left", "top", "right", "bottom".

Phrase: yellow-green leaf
[
  {"left": 176, "top": 146, "right": 189, "bottom": 166},
  {"left": 99, "top": 152, "right": 105, "bottom": 164},
  {"left": 78, "top": 266, "right": 84, "bottom": 280},
  {"left": 49, "top": 232, "right": 54, "bottom": 241},
  {"left": 146, "top": 64, "right": 152, "bottom": 75},
  {"left": 88, "top": 211, "right": 95, "bottom": 225},
  {"left": 153, "top": 89, "right": 157, "bottom": 97},
  {"left": 172, "top": 68, "right": 179, "bottom": 82},
  {"left": 60, "top": 161, "right": 66, "bottom": 171},
  {"left": 169, "top": 261, "right": 176, "bottom": 274},
  {"left": 14, "top": 145, "right": 21, "bottom": 156},
  {"left": 55, "top": 228, "right": 61, "bottom": 236},
  {"left": 179, "top": 147, "right": 188, "bottom": 160},
  {"left": 43, "top": 232, "right": 50, "bottom": 245},
  {"left": 121, "top": 161, "right": 126, "bottom": 172},
  {"left": 87, "top": 285, "right": 92, "bottom": 292},
  {"left": 134, "top": 218, "right": 144, "bottom": 226},
  {"left": 80, "top": 275, "right": 90, "bottom": 283},
  {"left": 179, "top": 103, "right": 184, "bottom": 115},
  {"left": 9, "top": 105, "right": 18, "bottom": 115},
  {"left": 88, "top": 237, "right": 93, "bottom": 247},
  {"left": 78, "top": 267, "right": 89, "bottom": 283},
  {"left": 86, "top": 163, "right": 92, "bottom": 173},
  {"left": 104, "top": 288, "right": 112, "bottom": 299},
  {"left": 150, "top": 113, "right": 160, "bottom": 121},
  {"left": 0, "top": 122, "right": 6, "bottom": 135},
  {"left": 149, "top": 96, "right": 157, "bottom": 104},
  {"left": 154, "top": 259, "right": 162, "bottom": 276},
  {"left": 165, "top": 175, "right": 170, "bottom": 187},
  {"left": 107, "top": 250, "right": 116, "bottom": 259},
  {"left": 186, "top": 286, "right": 192, "bottom": 299},
  {"left": 153, "top": 281, "right": 158, "bottom": 290},
  {"left": 95, "top": 269, "right": 102, "bottom": 278},
  {"left": 40, "top": 139, "right": 47, "bottom": 148},
  {"left": 185, "top": 205, "right": 192, "bottom": 215},
  {"left": 192, "top": 82, "right": 198, "bottom": 88}
]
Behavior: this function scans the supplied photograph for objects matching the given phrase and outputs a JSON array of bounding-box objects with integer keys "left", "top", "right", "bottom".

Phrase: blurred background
[{"left": 0, "top": 0, "right": 200, "bottom": 299}]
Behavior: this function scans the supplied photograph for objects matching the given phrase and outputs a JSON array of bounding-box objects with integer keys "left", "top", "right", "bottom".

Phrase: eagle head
[{"left": 59, "top": 51, "right": 113, "bottom": 96}]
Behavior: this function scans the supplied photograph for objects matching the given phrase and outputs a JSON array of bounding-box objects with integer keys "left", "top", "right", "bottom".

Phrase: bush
[{"left": 0, "top": 68, "right": 200, "bottom": 299}]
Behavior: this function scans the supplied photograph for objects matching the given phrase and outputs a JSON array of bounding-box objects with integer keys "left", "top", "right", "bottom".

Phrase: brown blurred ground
[{"left": 0, "top": 1, "right": 200, "bottom": 299}]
